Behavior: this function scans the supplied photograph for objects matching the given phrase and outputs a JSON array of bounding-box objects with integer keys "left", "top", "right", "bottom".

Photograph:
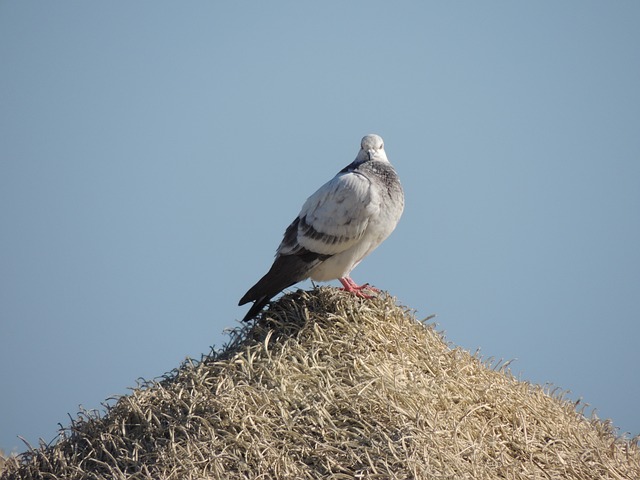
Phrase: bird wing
[
  {"left": 279, "top": 170, "right": 379, "bottom": 256},
  {"left": 239, "top": 170, "right": 380, "bottom": 321}
]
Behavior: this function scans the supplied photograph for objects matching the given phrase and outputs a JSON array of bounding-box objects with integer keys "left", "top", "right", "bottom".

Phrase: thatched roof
[{"left": 2, "top": 288, "right": 639, "bottom": 479}]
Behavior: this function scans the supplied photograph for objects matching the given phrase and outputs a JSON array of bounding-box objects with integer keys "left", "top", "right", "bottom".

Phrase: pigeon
[{"left": 239, "top": 134, "right": 404, "bottom": 321}]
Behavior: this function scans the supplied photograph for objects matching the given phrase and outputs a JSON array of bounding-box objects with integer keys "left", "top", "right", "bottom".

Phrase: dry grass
[{"left": 2, "top": 287, "right": 639, "bottom": 479}]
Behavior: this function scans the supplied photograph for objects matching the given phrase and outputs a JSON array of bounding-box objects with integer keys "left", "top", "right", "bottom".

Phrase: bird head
[{"left": 357, "top": 134, "right": 388, "bottom": 163}]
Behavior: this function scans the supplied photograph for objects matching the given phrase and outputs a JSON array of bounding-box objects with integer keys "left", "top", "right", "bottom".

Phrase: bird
[{"left": 238, "top": 134, "right": 404, "bottom": 322}]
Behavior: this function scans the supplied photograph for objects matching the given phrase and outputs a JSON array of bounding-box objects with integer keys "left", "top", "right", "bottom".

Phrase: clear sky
[{"left": 1, "top": 2, "right": 639, "bottom": 453}]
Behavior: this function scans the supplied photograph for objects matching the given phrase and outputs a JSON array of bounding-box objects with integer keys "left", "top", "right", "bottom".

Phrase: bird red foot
[{"left": 338, "top": 277, "right": 380, "bottom": 298}]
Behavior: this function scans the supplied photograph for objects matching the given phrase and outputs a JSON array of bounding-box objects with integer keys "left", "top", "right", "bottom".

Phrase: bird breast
[{"left": 308, "top": 182, "right": 403, "bottom": 282}]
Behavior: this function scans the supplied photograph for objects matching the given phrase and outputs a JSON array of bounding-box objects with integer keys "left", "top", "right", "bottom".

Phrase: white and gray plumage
[{"left": 239, "top": 134, "right": 404, "bottom": 321}]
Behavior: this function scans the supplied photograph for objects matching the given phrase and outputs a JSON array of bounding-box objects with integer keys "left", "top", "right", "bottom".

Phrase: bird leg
[{"left": 338, "top": 277, "right": 379, "bottom": 298}]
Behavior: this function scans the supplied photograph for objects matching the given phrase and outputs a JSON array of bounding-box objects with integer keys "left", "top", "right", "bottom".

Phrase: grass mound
[{"left": 2, "top": 288, "right": 639, "bottom": 479}]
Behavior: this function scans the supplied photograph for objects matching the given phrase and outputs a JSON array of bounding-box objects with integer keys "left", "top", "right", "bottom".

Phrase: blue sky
[{"left": 1, "top": 2, "right": 639, "bottom": 452}]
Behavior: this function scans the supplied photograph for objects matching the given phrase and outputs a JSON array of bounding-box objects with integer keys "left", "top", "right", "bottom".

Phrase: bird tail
[
  {"left": 240, "top": 295, "right": 272, "bottom": 322},
  {"left": 238, "top": 251, "right": 328, "bottom": 321}
]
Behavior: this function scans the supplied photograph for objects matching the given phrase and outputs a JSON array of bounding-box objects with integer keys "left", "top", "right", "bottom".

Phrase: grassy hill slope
[{"left": 2, "top": 288, "right": 639, "bottom": 479}]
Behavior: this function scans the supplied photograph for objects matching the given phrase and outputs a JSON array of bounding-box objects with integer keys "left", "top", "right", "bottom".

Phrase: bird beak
[{"left": 367, "top": 149, "right": 376, "bottom": 160}]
